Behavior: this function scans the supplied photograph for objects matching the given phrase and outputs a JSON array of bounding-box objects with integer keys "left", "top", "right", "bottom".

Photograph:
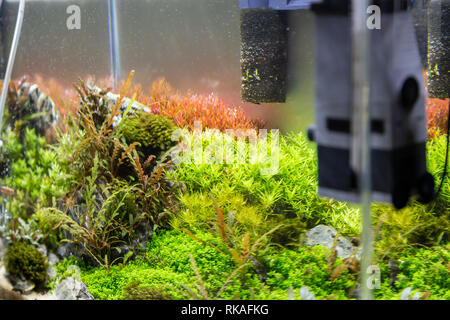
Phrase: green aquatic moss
[
  {"left": 393, "top": 246, "right": 450, "bottom": 300},
  {"left": 122, "top": 281, "right": 173, "bottom": 300},
  {"left": 373, "top": 245, "right": 450, "bottom": 300},
  {"left": 121, "top": 111, "right": 177, "bottom": 159},
  {"left": 145, "top": 230, "right": 265, "bottom": 300},
  {"left": 80, "top": 262, "right": 190, "bottom": 300},
  {"left": 5, "top": 241, "right": 49, "bottom": 287},
  {"left": 262, "top": 245, "right": 357, "bottom": 300},
  {"left": 72, "top": 230, "right": 262, "bottom": 300},
  {"left": 56, "top": 230, "right": 449, "bottom": 300}
]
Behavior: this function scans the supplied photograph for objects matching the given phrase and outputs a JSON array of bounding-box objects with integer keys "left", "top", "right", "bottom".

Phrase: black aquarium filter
[
  {"left": 238, "top": 0, "right": 319, "bottom": 103},
  {"left": 240, "top": 8, "right": 288, "bottom": 103},
  {"left": 427, "top": 0, "right": 449, "bottom": 99},
  {"left": 411, "top": 0, "right": 429, "bottom": 69},
  {"left": 309, "top": 0, "right": 435, "bottom": 209},
  {"left": 239, "top": 0, "right": 436, "bottom": 208}
]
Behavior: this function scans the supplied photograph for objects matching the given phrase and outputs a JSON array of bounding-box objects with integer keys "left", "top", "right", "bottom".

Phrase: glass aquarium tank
[{"left": 0, "top": 0, "right": 448, "bottom": 303}]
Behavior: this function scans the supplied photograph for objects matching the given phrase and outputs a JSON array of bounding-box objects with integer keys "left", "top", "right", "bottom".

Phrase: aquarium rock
[
  {"left": 107, "top": 91, "right": 152, "bottom": 128},
  {"left": 400, "top": 287, "right": 421, "bottom": 300},
  {"left": 56, "top": 242, "right": 77, "bottom": 260},
  {"left": 6, "top": 82, "right": 59, "bottom": 138},
  {"left": 106, "top": 91, "right": 151, "bottom": 113},
  {"left": 37, "top": 244, "right": 47, "bottom": 258},
  {"left": 54, "top": 277, "right": 94, "bottom": 300},
  {"left": 7, "top": 275, "right": 35, "bottom": 294},
  {"left": 88, "top": 85, "right": 152, "bottom": 128},
  {"left": 0, "top": 238, "right": 7, "bottom": 260},
  {"left": 305, "top": 225, "right": 359, "bottom": 260},
  {"left": 249, "top": 255, "right": 268, "bottom": 282},
  {"left": 299, "top": 287, "right": 316, "bottom": 300},
  {"left": 388, "top": 259, "right": 400, "bottom": 287},
  {"left": 349, "top": 284, "right": 360, "bottom": 300},
  {"left": 47, "top": 253, "right": 60, "bottom": 266},
  {"left": 47, "top": 265, "right": 56, "bottom": 280}
]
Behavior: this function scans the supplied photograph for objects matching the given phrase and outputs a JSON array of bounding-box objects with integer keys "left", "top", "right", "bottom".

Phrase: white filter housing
[{"left": 311, "top": 3, "right": 434, "bottom": 208}]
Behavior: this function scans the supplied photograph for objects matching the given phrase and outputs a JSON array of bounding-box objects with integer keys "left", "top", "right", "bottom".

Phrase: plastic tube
[
  {"left": 107, "top": 0, "right": 121, "bottom": 90},
  {"left": 351, "top": 0, "right": 373, "bottom": 300},
  {"left": 0, "top": 0, "right": 26, "bottom": 143}
]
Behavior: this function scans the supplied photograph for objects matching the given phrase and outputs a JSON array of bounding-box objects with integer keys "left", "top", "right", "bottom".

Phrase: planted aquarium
[{"left": 0, "top": 0, "right": 448, "bottom": 305}]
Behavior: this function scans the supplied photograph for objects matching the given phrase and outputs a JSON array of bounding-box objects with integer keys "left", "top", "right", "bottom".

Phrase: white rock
[
  {"left": 400, "top": 287, "right": 413, "bottom": 300},
  {"left": 54, "top": 277, "right": 94, "bottom": 300},
  {"left": 37, "top": 245, "right": 47, "bottom": 258},
  {"left": 305, "top": 225, "right": 359, "bottom": 260},
  {"left": 14, "top": 279, "right": 35, "bottom": 294},
  {"left": 412, "top": 292, "right": 422, "bottom": 300},
  {"left": 48, "top": 253, "right": 60, "bottom": 266},
  {"left": 0, "top": 238, "right": 7, "bottom": 260},
  {"left": 47, "top": 266, "right": 57, "bottom": 280},
  {"left": 299, "top": 287, "right": 316, "bottom": 300}
]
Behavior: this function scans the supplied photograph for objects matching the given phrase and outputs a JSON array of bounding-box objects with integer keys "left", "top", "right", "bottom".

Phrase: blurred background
[{"left": 0, "top": 0, "right": 316, "bottom": 133}]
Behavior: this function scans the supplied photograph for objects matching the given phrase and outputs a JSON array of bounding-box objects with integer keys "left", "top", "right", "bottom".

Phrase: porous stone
[
  {"left": 249, "top": 255, "right": 268, "bottom": 283},
  {"left": 56, "top": 242, "right": 76, "bottom": 260},
  {"left": 0, "top": 238, "right": 7, "bottom": 260},
  {"left": 54, "top": 277, "right": 94, "bottom": 300},
  {"left": 48, "top": 253, "right": 60, "bottom": 266},
  {"left": 37, "top": 244, "right": 47, "bottom": 258},
  {"left": 400, "top": 287, "right": 412, "bottom": 300},
  {"left": 8, "top": 276, "right": 35, "bottom": 294},
  {"left": 47, "top": 266, "right": 57, "bottom": 280},
  {"left": 305, "top": 225, "right": 359, "bottom": 260},
  {"left": 299, "top": 287, "right": 316, "bottom": 300},
  {"left": 400, "top": 287, "right": 422, "bottom": 300}
]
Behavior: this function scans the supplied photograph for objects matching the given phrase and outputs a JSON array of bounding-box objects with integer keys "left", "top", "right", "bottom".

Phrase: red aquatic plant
[
  {"left": 426, "top": 97, "right": 449, "bottom": 139},
  {"left": 148, "top": 91, "right": 265, "bottom": 131},
  {"left": 11, "top": 74, "right": 265, "bottom": 133},
  {"left": 31, "top": 74, "right": 80, "bottom": 117},
  {"left": 422, "top": 69, "right": 449, "bottom": 139},
  {"left": 135, "top": 77, "right": 265, "bottom": 131},
  {"left": 102, "top": 77, "right": 265, "bottom": 131}
]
